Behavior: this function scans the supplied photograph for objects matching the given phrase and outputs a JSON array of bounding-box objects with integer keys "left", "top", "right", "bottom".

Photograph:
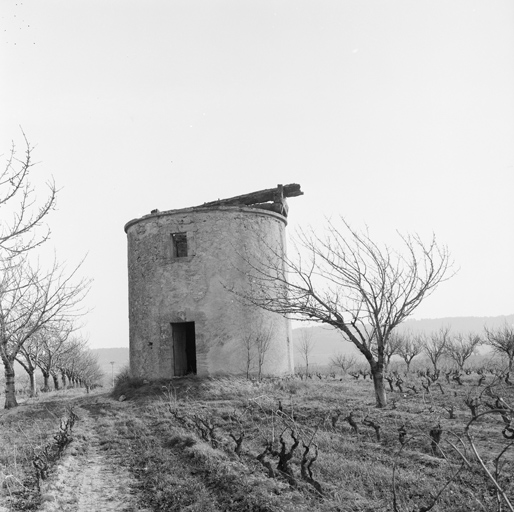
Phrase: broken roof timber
[{"left": 200, "top": 183, "right": 303, "bottom": 207}]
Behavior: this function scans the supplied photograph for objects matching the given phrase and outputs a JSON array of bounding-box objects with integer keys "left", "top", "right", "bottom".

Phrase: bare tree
[
  {"left": 396, "top": 332, "right": 423, "bottom": 372},
  {"left": 241, "top": 330, "right": 257, "bottom": 379},
  {"left": 237, "top": 218, "right": 454, "bottom": 407},
  {"left": 255, "top": 322, "right": 274, "bottom": 381},
  {"left": 423, "top": 326, "right": 451, "bottom": 374},
  {"left": 445, "top": 333, "right": 482, "bottom": 371},
  {"left": 296, "top": 328, "right": 315, "bottom": 376},
  {"left": 484, "top": 324, "right": 514, "bottom": 371},
  {"left": 0, "top": 258, "right": 90, "bottom": 408},
  {"left": 330, "top": 353, "right": 357, "bottom": 375}
]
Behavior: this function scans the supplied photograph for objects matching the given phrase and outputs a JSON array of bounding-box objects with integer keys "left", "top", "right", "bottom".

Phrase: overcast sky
[{"left": 2, "top": 1, "right": 513, "bottom": 349}]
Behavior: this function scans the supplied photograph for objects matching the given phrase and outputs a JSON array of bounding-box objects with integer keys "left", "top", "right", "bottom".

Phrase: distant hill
[
  {"left": 292, "top": 314, "right": 514, "bottom": 367},
  {"left": 392, "top": 314, "right": 514, "bottom": 336}
]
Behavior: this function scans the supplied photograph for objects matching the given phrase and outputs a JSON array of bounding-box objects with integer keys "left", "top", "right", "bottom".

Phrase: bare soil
[{"left": 0, "top": 391, "right": 149, "bottom": 512}]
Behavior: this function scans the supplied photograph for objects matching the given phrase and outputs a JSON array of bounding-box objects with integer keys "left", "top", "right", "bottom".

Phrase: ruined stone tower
[{"left": 124, "top": 184, "right": 303, "bottom": 379}]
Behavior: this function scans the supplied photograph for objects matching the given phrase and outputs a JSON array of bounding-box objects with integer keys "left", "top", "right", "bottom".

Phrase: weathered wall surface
[{"left": 125, "top": 206, "right": 294, "bottom": 379}]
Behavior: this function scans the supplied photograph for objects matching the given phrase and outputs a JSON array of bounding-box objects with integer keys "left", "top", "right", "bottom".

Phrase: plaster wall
[{"left": 125, "top": 206, "right": 294, "bottom": 379}]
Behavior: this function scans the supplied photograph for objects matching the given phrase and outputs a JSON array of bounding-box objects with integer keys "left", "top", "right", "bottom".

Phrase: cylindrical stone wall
[{"left": 124, "top": 205, "right": 294, "bottom": 379}]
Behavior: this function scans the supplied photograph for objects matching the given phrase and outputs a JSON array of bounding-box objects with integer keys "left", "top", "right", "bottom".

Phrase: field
[{"left": 0, "top": 370, "right": 512, "bottom": 512}]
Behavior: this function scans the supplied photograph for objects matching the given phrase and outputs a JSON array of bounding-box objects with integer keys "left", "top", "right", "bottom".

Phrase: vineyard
[
  {"left": 0, "top": 364, "right": 512, "bottom": 511},
  {"left": 108, "top": 367, "right": 513, "bottom": 512}
]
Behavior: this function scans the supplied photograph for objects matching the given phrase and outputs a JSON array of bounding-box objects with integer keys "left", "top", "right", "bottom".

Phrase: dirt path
[{"left": 37, "top": 396, "right": 148, "bottom": 512}]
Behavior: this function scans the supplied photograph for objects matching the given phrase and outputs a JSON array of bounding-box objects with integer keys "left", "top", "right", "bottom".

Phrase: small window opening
[{"left": 172, "top": 232, "right": 188, "bottom": 258}]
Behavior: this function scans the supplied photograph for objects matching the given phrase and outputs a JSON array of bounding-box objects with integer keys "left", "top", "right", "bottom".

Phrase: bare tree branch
[{"left": 0, "top": 132, "right": 57, "bottom": 257}]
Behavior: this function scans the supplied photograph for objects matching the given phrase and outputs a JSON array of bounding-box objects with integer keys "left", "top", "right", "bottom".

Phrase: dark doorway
[{"left": 171, "top": 322, "right": 196, "bottom": 376}]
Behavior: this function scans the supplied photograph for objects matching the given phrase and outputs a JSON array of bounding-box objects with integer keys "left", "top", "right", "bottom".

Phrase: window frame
[{"left": 171, "top": 232, "right": 188, "bottom": 258}]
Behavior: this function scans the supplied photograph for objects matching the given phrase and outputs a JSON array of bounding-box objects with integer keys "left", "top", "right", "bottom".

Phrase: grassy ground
[
  {"left": 109, "top": 372, "right": 514, "bottom": 512},
  {"left": 0, "top": 372, "right": 512, "bottom": 511}
]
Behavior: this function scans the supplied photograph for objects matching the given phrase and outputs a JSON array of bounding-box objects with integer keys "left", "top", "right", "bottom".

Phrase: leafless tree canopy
[
  {"left": 484, "top": 324, "right": 514, "bottom": 371},
  {"left": 445, "top": 333, "right": 482, "bottom": 371},
  {"left": 0, "top": 133, "right": 56, "bottom": 257},
  {"left": 239, "top": 217, "right": 454, "bottom": 407},
  {"left": 396, "top": 332, "right": 423, "bottom": 371},
  {"left": 330, "top": 353, "right": 357, "bottom": 374},
  {"left": 423, "top": 327, "right": 452, "bottom": 373}
]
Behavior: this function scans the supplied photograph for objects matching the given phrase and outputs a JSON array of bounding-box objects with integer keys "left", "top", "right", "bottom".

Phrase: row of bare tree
[
  {"left": 16, "top": 328, "right": 103, "bottom": 395},
  {"left": 0, "top": 134, "right": 99, "bottom": 408},
  {"left": 327, "top": 324, "right": 514, "bottom": 376}
]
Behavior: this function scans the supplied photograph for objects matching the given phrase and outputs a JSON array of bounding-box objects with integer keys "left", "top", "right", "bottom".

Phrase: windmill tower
[{"left": 124, "top": 184, "right": 303, "bottom": 379}]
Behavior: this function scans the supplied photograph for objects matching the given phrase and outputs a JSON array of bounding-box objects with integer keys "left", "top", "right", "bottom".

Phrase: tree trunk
[
  {"left": 42, "top": 371, "right": 50, "bottom": 391},
  {"left": 245, "top": 356, "right": 251, "bottom": 380},
  {"left": 3, "top": 359, "right": 18, "bottom": 409},
  {"left": 17, "top": 359, "right": 37, "bottom": 397},
  {"left": 52, "top": 373, "right": 60, "bottom": 390},
  {"left": 371, "top": 367, "right": 387, "bottom": 408},
  {"left": 28, "top": 370, "right": 37, "bottom": 397},
  {"left": 61, "top": 371, "right": 67, "bottom": 388}
]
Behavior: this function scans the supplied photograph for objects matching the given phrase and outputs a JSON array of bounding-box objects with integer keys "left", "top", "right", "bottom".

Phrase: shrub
[{"left": 111, "top": 365, "right": 145, "bottom": 399}]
